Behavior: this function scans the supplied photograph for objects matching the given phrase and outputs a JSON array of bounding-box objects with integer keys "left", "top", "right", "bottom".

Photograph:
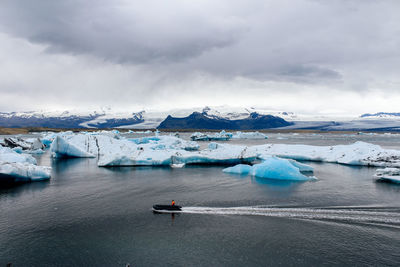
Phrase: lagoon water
[{"left": 1, "top": 133, "right": 400, "bottom": 266}]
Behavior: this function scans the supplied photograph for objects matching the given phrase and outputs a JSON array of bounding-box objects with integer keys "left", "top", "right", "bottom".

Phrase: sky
[{"left": 0, "top": 0, "right": 399, "bottom": 116}]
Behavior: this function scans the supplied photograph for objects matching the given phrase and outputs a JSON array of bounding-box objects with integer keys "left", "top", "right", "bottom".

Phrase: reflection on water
[{"left": 0, "top": 179, "right": 50, "bottom": 197}]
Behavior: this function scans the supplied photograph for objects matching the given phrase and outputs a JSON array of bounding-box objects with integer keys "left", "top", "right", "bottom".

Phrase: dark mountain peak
[
  {"left": 249, "top": 112, "right": 261, "bottom": 119},
  {"left": 158, "top": 111, "right": 292, "bottom": 130}
]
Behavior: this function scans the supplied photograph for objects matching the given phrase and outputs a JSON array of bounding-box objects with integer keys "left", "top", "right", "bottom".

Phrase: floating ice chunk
[
  {"left": 174, "top": 143, "right": 256, "bottom": 165},
  {"left": 251, "top": 141, "right": 400, "bottom": 167},
  {"left": 223, "top": 164, "right": 252, "bottom": 175},
  {"left": 3, "top": 137, "right": 44, "bottom": 151},
  {"left": 51, "top": 136, "right": 96, "bottom": 158},
  {"left": 171, "top": 163, "right": 185, "bottom": 168},
  {"left": 184, "top": 141, "right": 200, "bottom": 151},
  {"left": 223, "top": 157, "right": 314, "bottom": 181},
  {"left": 128, "top": 137, "right": 160, "bottom": 144},
  {"left": 191, "top": 130, "right": 232, "bottom": 141},
  {"left": 251, "top": 158, "right": 312, "bottom": 181},
  {"left": 208, "top": 142, "right": 219, "bottom": 150},
  {"left": 287, "top": 159, "right": 314, "bottom": 172},
  {"left": 0, "top": 162, "right": 51, "bottom": 182},
  {"left": 232, "top": 131, "right": 268, "bottom": 139},
  {"left": 374, "top": 168, "right": 400, "bottom": 183},
  {"left": 0, "top": 145, "right": 37, "bottom": 164},
  {"left": 376, "top": 168, "right": 400, "bottom": 176}
]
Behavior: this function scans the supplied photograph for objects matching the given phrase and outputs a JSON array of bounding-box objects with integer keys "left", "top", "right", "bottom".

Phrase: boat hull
[{"left": 152, "top": 204, "right": 182, "bottom": 213}]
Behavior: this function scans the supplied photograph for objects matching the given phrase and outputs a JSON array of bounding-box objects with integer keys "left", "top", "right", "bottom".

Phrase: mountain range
[{"left": 1, "top": 107, "right": 400, "bottom": 131}]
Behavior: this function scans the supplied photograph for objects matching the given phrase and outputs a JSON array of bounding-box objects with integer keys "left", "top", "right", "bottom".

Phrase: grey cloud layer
[
  {"left": 1, "top": 0, "right": 399, "bottom": 83},
  {"left": 0, "top": 0, "right": 399, "bottom": 112},
  {"left": 0, "top": 0, "right": 246, "bottom": 63}
]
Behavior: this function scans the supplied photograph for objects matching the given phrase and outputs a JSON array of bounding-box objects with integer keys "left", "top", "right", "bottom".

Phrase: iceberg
[
  {"left": 47, "top": 131, "right": 400, "bottom": 170},
  {"left": 191, "top": 130, "right": 232, "bottom": 141},
  {"left": 0, "top": 162, "right": 51, "bottom": 182},
  {"left": 223, "top": 164, "right": 252, "bottom": 175},
  {"left": 232, "top": 131, "right": 268, "bottom": 139},
  {"left": 223, "top": 157, "right": 314, "bottom": 181},
  {"left": 51, "top": 135, "right": 96, "bottom": 158},
  {"left": 173, "top": 143, "right": 256, "bottom": 166},
  {"left": 251, "top": 158, "right": 312, "bottom": 181},
  {"left": 374, "top": 168, "right": 400, "bottom": 183},
  {"left": 0, "top": 145, "right": 37, "bottom": 165},
  {"left": 0, "top": 144, "right": 51, "bottom": 183},
  {"left": 287, "top": 159, "right": 314, "bottom": 172},
  {"left": 3, "top": 137, "right": 44, "bottom": 151},
  {"left": 250, "top": 141, "right": 400, "bottom": 167},
  {"left": 99, "top": 142, "right": 256, "bottom": 167}
]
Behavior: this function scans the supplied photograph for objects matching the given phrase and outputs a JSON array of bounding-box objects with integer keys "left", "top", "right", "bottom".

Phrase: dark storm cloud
[
  {"left": 1, "top": 0, "right": 399, "bottom": 84},
  {"left": 0, "top": 0, "right": 246, "bottom": 63},
  {"left": 0, "top": 0, "right": 399, "bottom": 113}
]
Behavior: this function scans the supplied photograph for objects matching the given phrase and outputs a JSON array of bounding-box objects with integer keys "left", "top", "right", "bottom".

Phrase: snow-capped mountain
[
  {"left": 158, "top": 111, "right": 292, "bottom": 130},
  {"left": 0, "top": 107, "right": 144, "bottom": 128},
  {"left": 360, "top": 112, "right": 400, "bottom": 119},
  {"left": 2, "top": 106, "right": 400, "bottom": 131}
]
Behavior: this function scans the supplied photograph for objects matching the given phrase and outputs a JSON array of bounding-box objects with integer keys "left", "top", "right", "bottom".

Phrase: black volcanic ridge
[{"left": 157, "top": 112, "right": 292, "bottom": 130}]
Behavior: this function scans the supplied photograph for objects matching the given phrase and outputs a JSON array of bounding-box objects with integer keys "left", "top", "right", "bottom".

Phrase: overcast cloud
[{"left": 0, "top": 0, "right": 399, "bottom": 115}]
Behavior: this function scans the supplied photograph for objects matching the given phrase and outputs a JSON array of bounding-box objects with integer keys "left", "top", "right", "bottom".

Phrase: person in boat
[{"left": 171, "top": 200, "right": 175, "bottom": 206}]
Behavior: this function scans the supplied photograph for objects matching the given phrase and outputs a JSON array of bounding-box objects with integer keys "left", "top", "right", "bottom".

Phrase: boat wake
[{"left": 180, "top": 206, "right": 400, "bottom": 227}]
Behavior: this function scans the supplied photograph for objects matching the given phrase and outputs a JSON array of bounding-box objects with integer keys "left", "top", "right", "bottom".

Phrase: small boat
[{"left": 152, "top": 204, "right": 182, "bottom": 213}]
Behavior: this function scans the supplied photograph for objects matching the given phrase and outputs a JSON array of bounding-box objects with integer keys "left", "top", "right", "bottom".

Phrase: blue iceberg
[
  {"left": 223, "top": 164, "right": 252, "bottom": 175},
  {"left": 251, "top": 158, "right": 312, "bottom": 181},
  {"left": 223, "top": 157, "right": 314, "bottom": 181}
]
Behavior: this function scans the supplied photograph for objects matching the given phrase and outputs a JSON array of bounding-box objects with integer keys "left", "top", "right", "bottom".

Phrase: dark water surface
[{"left": 1, "top": 134, "right": 400, "bottom": 266}]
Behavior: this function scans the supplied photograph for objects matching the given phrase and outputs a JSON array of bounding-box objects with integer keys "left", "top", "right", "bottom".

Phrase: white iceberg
[
  {"left": 0, "top": 162, "right": 51, "bottom": 182},
  {"left": 51, "top": 135, "right": 96, "bottom": 158},
  {"left": 0, "top": 145, "right": 37, "bottom": 165},
  {"left": 232, "top": 131, "right": 268, "bottom": 139},
  {"left": 250, "top": 141, "right": 400, "bottom": 167},
  {"left": 374, "top": 168, "right": 400, "bottom": 183},
  {"left": 191, "top": 130, "right": 232, "bottom": 141},
  {"left": 0, "top": 144, "right": 51, "bottom": 182},
  {"left": 99, "top": 142, "right": 256, "bottom": 167}
]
